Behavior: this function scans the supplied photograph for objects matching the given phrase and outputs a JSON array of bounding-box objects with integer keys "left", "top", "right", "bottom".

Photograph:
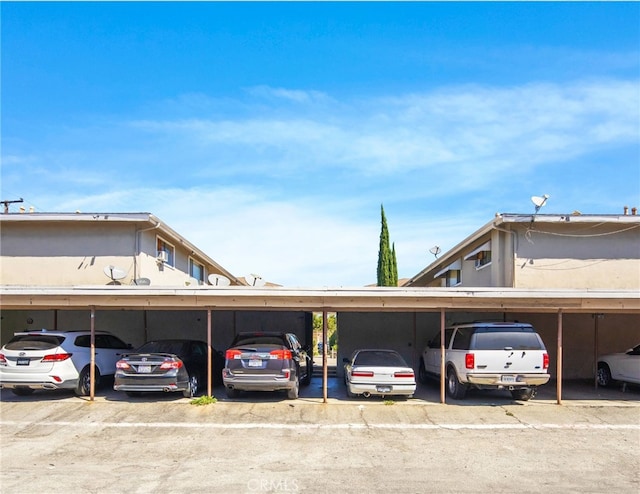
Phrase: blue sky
[{"left": 2, "top": 2, "right": 639, "bottom": 287}]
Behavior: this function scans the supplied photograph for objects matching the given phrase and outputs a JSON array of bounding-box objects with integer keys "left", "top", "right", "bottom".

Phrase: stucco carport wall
[
  {"left": 336, "top": 311, "right": 640, "bottom": 380},
  {"left": 1, "top": 309, "right": 313, "bottom": 353}
]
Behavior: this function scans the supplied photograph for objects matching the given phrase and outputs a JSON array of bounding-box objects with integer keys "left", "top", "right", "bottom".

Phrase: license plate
[
  {"left": 248, "top": 359, "right": 263, "bottom": 367},
  {"left": 138, "top": 365, "right": 152, "bottom": 373},
  {"left": 16, "top": 358, "right": 30, "bottom": 366},
  {"left": 502, "top": 375, "right": 516, "bottom": 383},
  {"left": 376, "top": 386, "right": 392, "bottom": 393}
]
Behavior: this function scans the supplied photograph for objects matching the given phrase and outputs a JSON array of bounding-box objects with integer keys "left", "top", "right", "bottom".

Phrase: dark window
[
  {"left": 452, "top": 328, "right": 473, "bottom": 350},
  {"left": 354, "top": 350, "right": 407, "bottom": 367},
  {"left": 5, "top": 335, "right": 65, "bottom": 350},
  {"left": 472, "top": 329, "right": 543, "bottom": 350}
]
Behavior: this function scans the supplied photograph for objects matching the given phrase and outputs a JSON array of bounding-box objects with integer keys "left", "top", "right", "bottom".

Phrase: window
[
  {"left": 464, "top": 241, "right": 491, "bottom": 269},
  {"left": 156, "top": 237, "right": 175, "bottom": 267},
  {"left": 189, "top": 258, "right": 205, "bottom": 284},
  {"left": 445, "top": 270, "right": 461, "bottom": 287}
]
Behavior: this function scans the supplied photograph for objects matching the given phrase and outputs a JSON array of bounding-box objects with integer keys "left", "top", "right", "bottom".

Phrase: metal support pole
[
  {"left": 207, "top": 308, "right": 212, "bottom": 398},
  {"left": 322, "top": 309, "right": 328, "bottom": 404},
  {"left": 440, "top": 308, "right": 446, "bottom": 404},
  {"left": 90, "top": 306, "right": 96, "bottom": 401},
  {"left": 594, "top": 314, "right": 600, "bottom": 389},
  {"left": 557, "top": 309, "right": 563, "bottom": 405}
]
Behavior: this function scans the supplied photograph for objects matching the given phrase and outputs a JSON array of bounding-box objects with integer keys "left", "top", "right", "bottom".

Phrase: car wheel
[
  {"left": 11, "top": 387, "right": 34, "bottom": 396},
  {"left": 225, "top": 387, "right": 240, "bottom": 399},
  {"left": 183, "top": 373, "right": 199, "bottom": 398},
  {"left": 446, "top": 367, "right": 467, "bottom": 400},
  {"left": 510, "top": 388, "right": 536, "bottom": 401},
  {"left": 287, "top": 378, "right": 299, "bottom": 400},
  {"left": 597, "top": 363, "right": 613, "bottom": 387},
  {"left": 75, "top": 366, "right": 99, "bottom": 396},
  {"left": 418, "top": 358, "right": 428, "bottom": 384}
]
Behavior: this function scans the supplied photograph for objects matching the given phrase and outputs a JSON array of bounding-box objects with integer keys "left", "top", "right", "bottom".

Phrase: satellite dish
[
  {"left": 133, "top": 277, "right": 150, "bottom": 286},
  {"left": 531, "top": 194, "right": 550, "bottom": 213},
  {"left": 208, "top": 274, "right": 231, "bottom": 286},
  {"left": 103, "top": 265, "right": 127, "bottom": 281},
  {"left": 429, "top": 246, "right": 441, "bottom": 258},
  {"left": 245, "top": 273, "right": 266, "bottom": 287}
]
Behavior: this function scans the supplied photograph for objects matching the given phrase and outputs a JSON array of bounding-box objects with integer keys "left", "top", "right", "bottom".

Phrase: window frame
[{"left": 156, "top": 236, "right": 175, "bottom": 268}]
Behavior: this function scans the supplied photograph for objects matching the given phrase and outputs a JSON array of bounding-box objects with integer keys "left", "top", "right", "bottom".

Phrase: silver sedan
[{"left": 343, "top": 349, "right": 416, "bottom": 399}]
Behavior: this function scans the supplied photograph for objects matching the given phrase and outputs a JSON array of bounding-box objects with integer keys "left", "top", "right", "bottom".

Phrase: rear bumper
[
  {"left": 348, "top": 381, "right": 416, "bottom": 396},
  {"left": 223, "top": 371, "right": 295, "bottom": 392},
  {"left": 0, "top": 371, "right": 78, "bottom": 390},
  {"left": 466, "top": 373, "right": 550, "bottom": 387},
  {"left": 114, "top": 376, "right": 188, "bottom": 393}
]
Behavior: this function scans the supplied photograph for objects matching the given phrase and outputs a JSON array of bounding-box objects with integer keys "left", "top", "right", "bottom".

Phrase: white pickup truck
[{"left": 418, "top": 322, "right": 550, "bottom": 401}]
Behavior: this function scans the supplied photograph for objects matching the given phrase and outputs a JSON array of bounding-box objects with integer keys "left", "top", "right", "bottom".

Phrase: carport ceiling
[{"left": 1, "top": 286, "right": 639, "bottom": 313}]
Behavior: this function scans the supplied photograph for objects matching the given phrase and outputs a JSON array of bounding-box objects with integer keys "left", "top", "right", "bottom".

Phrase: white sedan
[
  {"left": 343, "top": 349, "right": 416, "bottom": 399},
  {"left": 597, "top": 343, "right": 640, "bottom": 387}
]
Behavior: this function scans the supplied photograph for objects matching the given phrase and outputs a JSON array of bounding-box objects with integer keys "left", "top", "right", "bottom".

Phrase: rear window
[
  {"left": 136, "top": 341, "right": 186, "bottom": 355},
  {"left": 5, "top": 334, "right": 65, "bottom": 351},
  {"left": 354, "top": 351, "right": 407, "bottom": 367},
  {"left": 232, "top": 335, "right": 287, "bottom": 347},
  {"left": 472, "top": 328, "right": 544, "bottom": 350}
]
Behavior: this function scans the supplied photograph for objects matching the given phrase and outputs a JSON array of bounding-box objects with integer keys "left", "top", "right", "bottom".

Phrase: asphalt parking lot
[{"left": 1, "top": 379, "right": 638, "bottom": 494}]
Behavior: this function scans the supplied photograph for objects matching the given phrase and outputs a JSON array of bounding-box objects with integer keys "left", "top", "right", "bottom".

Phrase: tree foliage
[{"left": 377, "top": 204, "right": 398, "bottom": 286}]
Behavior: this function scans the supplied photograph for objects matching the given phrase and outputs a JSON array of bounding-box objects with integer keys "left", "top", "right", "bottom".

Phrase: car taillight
[
  {"left": 0, "top": 353, "right": 6, "bottom": 364},
  {"left": 42, "top": 353, "right": 72, "bottom": 362},
  {"left": 116, "top": 360, "right": 131, "bottom": 370},
  {"left": 226, "top": 349, "right": 242, "bottom": 360},
  {"left": 543, "top": 353, "right": 549, "bottom": 369},
  {"left": 394, "top": 371, "right": 414, "bottom": 378},
  {"left": 352, "top": 371, "right": 374, "bottom": 377},
  {"left": 159, "top": 359, "right": 183, "bottom": 370},
  {"left": 465, "top": 353, "right": 475, "bottom": 369},
  {"left": 270, "top": 349, "right": 292, "bottom": 360}
]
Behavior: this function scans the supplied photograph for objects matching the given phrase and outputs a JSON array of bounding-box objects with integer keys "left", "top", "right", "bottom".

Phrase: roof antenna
[{"left": 1, "top": 198, "right": 24, "bottom": 213}]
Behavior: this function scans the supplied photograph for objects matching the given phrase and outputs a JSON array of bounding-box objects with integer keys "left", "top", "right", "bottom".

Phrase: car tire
[
  {"left": 287, "top": 378, "right": 299, "bottom": 400},
  {"left": 75, "top": 366, "right": 99, "bottom": 396},
  {"left": 510, "top": 388, "right": 536, "bottom": 401},
  {"left": 597, "top": 363, "right": 613, "bottom": 387},
  {"left": 225, "top": 387, "right": 240, "bottom": 399},
  {"left": 183, "top": 373, "right": 199, "bottom": 398},
  {"left": 11, "top": 387, "right": 34, "bottom": 396},
  {"left": 446, "top": 367, "right": 467, "bottom": 400},
  {"left": 418, "top": 358, "right": 428, "bottom": 384}
]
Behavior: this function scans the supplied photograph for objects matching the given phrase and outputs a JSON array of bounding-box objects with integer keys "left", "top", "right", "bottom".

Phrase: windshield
[
  {"left": 136, "top": 340, "right": 185, "bottom": 355},
  {"left": 354, "top": 350, "right": 407, "bottom": 367}
]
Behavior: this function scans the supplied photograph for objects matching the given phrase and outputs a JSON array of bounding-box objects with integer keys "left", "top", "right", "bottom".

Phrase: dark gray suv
[{"left": 222, "top": 332, "right": 312, "bottom": 399}]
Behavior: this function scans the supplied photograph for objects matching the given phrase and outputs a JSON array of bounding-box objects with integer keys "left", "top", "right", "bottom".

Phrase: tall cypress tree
[{"left": 377, "top": 204, "right": 397, "bottom": 286}]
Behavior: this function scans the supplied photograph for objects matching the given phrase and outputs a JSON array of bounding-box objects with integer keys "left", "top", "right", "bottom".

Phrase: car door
[
  {"left": 287, "top": 334, "right": 307, "bottom": 380},
  {"left": 425, "top": 329, "right": 454, "bottom": 375},
  {"left": 616, "top": 346, "right": 640, "bottom": 384},
  {"left": 94, "top": 334, "right": 130, "bottom": 376}
]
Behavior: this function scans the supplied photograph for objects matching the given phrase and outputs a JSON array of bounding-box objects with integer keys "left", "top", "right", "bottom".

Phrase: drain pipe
[{"left": 134, "top": 218, "right": 161, "bottom": 279}]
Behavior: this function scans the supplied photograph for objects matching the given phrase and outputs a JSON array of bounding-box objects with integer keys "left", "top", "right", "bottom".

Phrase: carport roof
[{"left": 1, "top": 286, "right": 638, "bottom": 313}]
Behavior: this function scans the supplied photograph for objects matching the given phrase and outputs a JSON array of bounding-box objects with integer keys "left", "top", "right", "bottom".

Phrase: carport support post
[
  {"left": 322, "top": 309, "right": 328, "bottom": 404},
  {"left": 90, "top": 306, "right": 96, "bottom": 401},
  {"left": 556, "top": 309, "right": 563, "bottom": 405},
  {"left": 207, "top": 308, "right": 213, "bottom": 398},
  {"left": 440, "top": 308, "right": 446, "bottom": 404}
]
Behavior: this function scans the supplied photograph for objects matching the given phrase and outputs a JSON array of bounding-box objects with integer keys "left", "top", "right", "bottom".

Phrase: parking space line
[{"left": 2, "top": 420, "right": 638, "bottom": 430}]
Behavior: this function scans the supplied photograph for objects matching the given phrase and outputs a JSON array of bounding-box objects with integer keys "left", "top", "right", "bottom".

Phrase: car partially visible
[
  {"left": 114, "top": 339, "right": 223, "bottom": 398},
  {"left": 223, "top": 332, "right": 312, "bottom": 399},
  {"left": 597, "top": 343, "right": 640, "bottom": 388},
  {"left": 343, "top": 349, "right": 416, "bottom": 399},
  {"left": 0, "top": 329, "right": 131, "bottom": 396}
]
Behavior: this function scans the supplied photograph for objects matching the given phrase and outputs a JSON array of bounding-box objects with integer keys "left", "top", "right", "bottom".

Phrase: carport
[{"left": 1, "top": 286, "right": 638, "bottom": 404}]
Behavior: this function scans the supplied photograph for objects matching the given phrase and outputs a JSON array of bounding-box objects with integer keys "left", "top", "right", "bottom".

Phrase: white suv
[
  {"left": 418, "top": 322, "right": 550, "bottom": 401},
  {"left": 0, "top": 329, "right": 131, "bottom": 396}
]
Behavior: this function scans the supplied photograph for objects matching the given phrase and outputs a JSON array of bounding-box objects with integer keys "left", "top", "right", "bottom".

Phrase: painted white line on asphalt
[{"left": 1, "top": 421, "right": 639, "bottom": 430}]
